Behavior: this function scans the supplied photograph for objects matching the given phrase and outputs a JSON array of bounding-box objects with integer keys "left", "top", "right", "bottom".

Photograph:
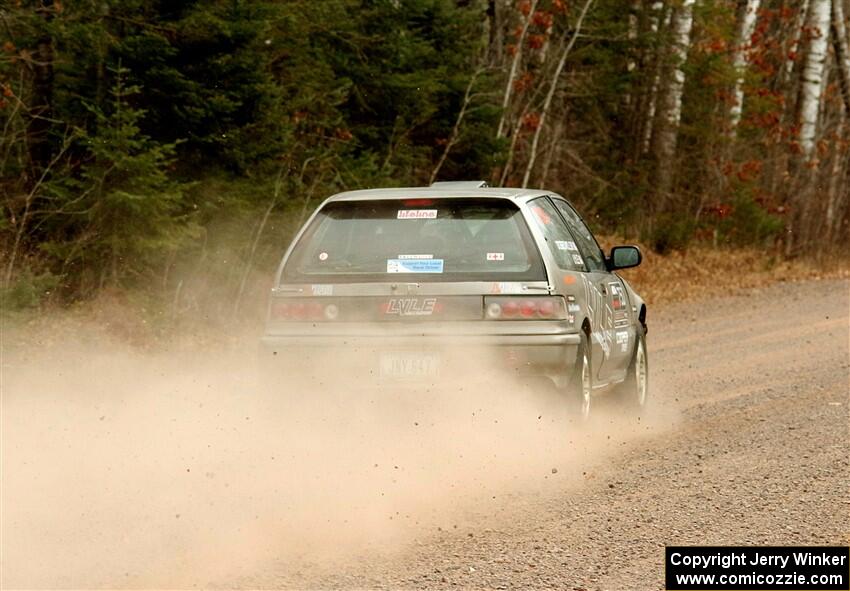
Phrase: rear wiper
[{"left": 326, "top": 263, "right": 374, "bottom": 272}]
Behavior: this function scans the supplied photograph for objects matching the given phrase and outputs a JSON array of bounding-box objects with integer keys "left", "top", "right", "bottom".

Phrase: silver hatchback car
[{"left": 261, "top": 182, "right": 648, "bottom": 418}]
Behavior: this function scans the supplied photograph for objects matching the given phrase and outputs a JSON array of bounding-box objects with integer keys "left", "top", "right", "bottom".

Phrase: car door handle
[{"left": 599, "top": 283, "right": 607, "bottom": 295}]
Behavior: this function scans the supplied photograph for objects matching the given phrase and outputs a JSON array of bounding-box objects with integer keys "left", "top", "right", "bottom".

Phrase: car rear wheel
[
  {"left": 567, "top": 337, "right": 592, "bottom": 421},
  {"left": 614, "top": 329, "right": 648, "bottom": 413}
]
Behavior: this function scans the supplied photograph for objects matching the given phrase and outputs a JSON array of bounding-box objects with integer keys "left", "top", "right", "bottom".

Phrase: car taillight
[
  {"left": 519, "top": 300, "right": 536, "bottom": 318},
  {"left": 501, "top": 300, "right": 520, "bottom": 318},
  {"left": 537, "top": 299, "right": 555, "bottom": 317},
  {"left": 484, "top": 296, "right": 566, "bottom": 320},
  {"left": 271, "top": 299, "right": 339, "bottom": 321}
]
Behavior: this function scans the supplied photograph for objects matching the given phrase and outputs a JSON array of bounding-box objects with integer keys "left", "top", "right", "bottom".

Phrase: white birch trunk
[
  {"left": 831, "top": 0, "right": 850, "bottom": 115},
  {"left": 728, "top": 0, "right": 762, "bottom": 134},
  {"left": 497, "top": 0, "right": 539, "bottom": 139},
  {"left": 651, "top": 0, "right": 696, "bottom": 196},
  {"left": 663, "top": 0, "right": 695, "bottom": 132},
  {"left": 627, "top": 0, "right": 640, "bottom": 73},
  {"left": 799, "top": 0, "right": 831, "bottom": 159}
]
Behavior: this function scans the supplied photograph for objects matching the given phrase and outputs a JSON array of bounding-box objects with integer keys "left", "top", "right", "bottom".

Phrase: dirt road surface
[{"left": 2, "top": 279, "right": 848, "bottom": 589}]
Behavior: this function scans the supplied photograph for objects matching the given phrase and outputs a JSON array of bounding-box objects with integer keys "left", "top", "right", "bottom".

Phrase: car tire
[
  {"left": 613, "top": 328, "right": 649, "bottom": 414},
  {"left": 567, "top": 337, "right": 593, "bottom": 421}
]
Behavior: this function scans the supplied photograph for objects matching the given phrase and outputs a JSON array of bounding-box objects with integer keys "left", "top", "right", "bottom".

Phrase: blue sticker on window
[{"left": 387, "top": 259, "right": 445, "bottom": 273}]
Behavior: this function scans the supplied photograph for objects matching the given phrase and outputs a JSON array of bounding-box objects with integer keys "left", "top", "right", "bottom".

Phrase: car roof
[{"left": 325, "top": 186, "right": 551, "bottom": 203}]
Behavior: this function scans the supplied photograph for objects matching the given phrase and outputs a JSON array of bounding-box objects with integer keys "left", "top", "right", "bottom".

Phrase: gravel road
[
  {"left": 289, "top": 278, "right": 850, "bottom": 590},
  {"left": 3, "top": 279, "right": 848, "bottom": 589}
]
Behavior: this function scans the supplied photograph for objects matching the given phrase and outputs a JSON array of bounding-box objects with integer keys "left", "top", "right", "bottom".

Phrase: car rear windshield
[{"left": 282, "top": 198, "right": 546, "bottom": 282}]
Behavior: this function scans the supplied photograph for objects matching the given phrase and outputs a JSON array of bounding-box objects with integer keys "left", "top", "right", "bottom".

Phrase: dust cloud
[{"left": 1, "top": 321, "right": 671, "bottom": 588}]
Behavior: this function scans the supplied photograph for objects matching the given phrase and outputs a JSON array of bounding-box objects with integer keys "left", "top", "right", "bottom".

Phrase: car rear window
[{"left": 282, "top": 198, "right": 546, "bottom": 282}]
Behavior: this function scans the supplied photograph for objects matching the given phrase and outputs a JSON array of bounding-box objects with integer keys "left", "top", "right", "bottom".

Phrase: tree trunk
[
  {"left": 798, "top": 0, "right": 831, "bottom": 160},
  {"left": 831, "top": 0, "right": 850, "bottom": 116},
  {"left": 27, "top": 0, "right": 56, "bottom": 177},
  {"left": 650, "top": 0, "right": 696, "bottom": 204},
  {"left": 641, "top": 1, "right": 671, "bottom": 155},
  {"left": 487, "top": 0, "right": 505, "bottom": 66},
  {"left": 824, "top": 112, "right": 845, "bottom": 243},
  {"left": 728, "top": 0, "right": 762, "bottom": 135},
  {"left": 785, "top": 0, "right": 811, "bottom": 79}
]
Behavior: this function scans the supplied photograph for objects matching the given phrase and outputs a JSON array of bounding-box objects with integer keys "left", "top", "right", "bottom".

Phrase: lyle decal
[{"left": 384, "top": 297, "right": 438, "bottom": 316}]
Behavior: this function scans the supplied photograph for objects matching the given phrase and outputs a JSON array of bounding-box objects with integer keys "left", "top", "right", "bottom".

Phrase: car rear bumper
[{"left": 258, "top": 332, "right": 581, "bottom": 385}]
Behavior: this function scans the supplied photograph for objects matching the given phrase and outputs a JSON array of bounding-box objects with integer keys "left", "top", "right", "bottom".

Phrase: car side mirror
[{"left": 608, "top": 246, "right": 642, "bottom": 270}]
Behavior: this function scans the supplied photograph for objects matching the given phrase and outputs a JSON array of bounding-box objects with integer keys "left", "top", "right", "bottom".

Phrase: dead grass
[{"left": 600, "top": 239, "right": 849, "bottom": 306}]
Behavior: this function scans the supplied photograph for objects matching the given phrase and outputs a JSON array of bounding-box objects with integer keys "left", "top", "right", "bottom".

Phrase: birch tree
[
  {"left": 728, "top": 0, "right": 762, "bottom": 135},
  {"left": 651, "top": 0, "right": 696, "bottom": 199},
  {"left": 798, "top": 0, "right": 831, "bottom": 159}
]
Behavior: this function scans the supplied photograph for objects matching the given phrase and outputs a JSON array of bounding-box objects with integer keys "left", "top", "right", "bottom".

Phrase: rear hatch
[{"left": 267, "top": 197, "right": 562, "bottom": 335}]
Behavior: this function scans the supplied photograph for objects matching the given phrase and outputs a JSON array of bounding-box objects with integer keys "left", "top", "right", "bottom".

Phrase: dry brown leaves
[{"left": 602, "top": 238, "right": 850, "bottom": 305}]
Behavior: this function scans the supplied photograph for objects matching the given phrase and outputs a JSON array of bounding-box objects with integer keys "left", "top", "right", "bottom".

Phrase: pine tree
[{"left": 42, "top": 67, "right": 192, "bottom": 290}]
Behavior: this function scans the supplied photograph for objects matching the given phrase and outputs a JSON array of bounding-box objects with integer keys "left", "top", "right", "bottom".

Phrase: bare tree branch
[
  {"left": 496, "top": 0, "right": 539, "bottom": 139},
  {"left": 429, "top": 68, "right": 486, "bottom": 184},
  {"left": 521, "top": 0, "right": 596, "bottom": 188}
]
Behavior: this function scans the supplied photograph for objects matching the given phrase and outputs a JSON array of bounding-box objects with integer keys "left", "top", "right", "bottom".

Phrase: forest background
[{"left": 2, "top": 0, "right": 848, "bottom": 334}]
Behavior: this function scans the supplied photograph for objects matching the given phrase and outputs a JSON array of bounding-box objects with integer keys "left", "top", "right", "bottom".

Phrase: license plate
[{"left": 379, "top": 352, "right": 440, "bottom": 380}]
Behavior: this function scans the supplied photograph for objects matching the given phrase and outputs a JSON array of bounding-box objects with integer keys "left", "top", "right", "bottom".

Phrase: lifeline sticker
[
  {"left": 486, "top": 252, "right": 505, "bottom": 261},
  {"left": 311, "top": 284, "right": 333, "bottom": 296},
  {"left": 572, "top": 254, "right": 584, "bottom": 266},
  {"left": 397, "top": 209, "right": 437, "bottom": 219},
  {"left": 387, "top": 259, "right": 444, "bottom": 273},
  {"left": 398, "top": 254, "right": 433, "bottom": 260},
  {"left": 555, "top": 240, "right": 578, "bottom": 251}
]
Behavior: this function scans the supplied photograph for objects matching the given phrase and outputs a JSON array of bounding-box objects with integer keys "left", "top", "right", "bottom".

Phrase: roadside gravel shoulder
[{"left": 307, "top": 279, "right": 850, "bottom": 590}]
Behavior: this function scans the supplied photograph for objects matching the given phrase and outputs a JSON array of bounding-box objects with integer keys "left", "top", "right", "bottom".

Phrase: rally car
[{"left": 260, "top": 181, "right": 648, "bottom": 418}]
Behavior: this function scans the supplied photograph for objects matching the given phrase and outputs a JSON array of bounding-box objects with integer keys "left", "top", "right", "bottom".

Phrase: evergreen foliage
[{"left": 1, "top": 0, "right": 847, "bottom": 308}]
